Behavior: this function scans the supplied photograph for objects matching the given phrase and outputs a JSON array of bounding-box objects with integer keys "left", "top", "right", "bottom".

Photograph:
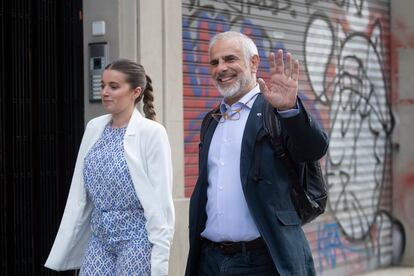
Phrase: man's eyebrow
[
  {"left": 209, "top": 58, "right": 219, "bottom": 65},
  {"left": 223, "top": 55, "right": 238, "bottom": 60},
  {"left": 209, "top": 55, "right": 238, "bottom": 64}
]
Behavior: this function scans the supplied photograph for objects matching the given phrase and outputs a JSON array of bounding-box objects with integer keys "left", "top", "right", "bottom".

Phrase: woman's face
[{"left": 100, "top": 69, "right": 141, "bottom": 116}]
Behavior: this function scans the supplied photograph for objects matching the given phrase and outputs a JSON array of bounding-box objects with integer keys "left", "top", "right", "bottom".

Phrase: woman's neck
[{"left": 111, "top": 109, "right": 133, "bottom": 128}]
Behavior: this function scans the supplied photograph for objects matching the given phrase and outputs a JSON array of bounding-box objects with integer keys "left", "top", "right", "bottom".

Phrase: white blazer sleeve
[
  {"left": 145, "top": 125, "right": 175, "bottom": 276},
  {"left": 44, "top": 121, "right": 96, "bottom": 270}
]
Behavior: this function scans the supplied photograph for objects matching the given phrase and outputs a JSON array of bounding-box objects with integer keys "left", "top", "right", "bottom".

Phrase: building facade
[
  {"left": 1, "top": 0, "right": 414, "bottom": 275},
  {"left": 82, "top": 1, "right": 414, "bottom": 275}
]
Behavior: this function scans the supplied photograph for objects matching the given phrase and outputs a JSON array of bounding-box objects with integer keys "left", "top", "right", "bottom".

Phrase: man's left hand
[{"left": 258, "top": 49, "right": 299, "bottom": 111}]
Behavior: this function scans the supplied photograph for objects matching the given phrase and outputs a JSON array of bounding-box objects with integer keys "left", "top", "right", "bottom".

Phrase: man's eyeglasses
[
  {"left": 211, "top": 93, "right": 258, "bottom": 123},
  {"left": 211, "top": 108, "right": 242, "bottom": 123}
]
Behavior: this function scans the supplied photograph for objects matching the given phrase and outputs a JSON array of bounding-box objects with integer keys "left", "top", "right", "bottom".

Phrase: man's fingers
[
  {"left": 268, "top": 52, "right": 276, "bottom": 73},
  {"left": 291, "top": 59, "right": 300, "bottom": 81},
  {"left": 257, "top": 78, "right": 269, "bottom": 95},
  {"left": 276, "top": 49, "right": 284, "bottom": 74},
  {"left": 285, "top": 52, "right": 292, "bottom": 77}
]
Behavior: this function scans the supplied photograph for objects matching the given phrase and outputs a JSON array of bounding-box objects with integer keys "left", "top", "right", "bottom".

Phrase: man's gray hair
[{"left": 208, "top": 31, "right": 259, "bottom": 66}]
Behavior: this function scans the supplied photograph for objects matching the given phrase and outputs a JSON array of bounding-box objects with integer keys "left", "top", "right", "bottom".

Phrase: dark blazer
[{"left": 185, "top": 94, "right": 329, "bottom": 276}]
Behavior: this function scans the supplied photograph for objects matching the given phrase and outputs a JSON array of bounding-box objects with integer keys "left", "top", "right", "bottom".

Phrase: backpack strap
[
  {"left": 262, "top": 101, "right": 305, "bottom": 193},
  {"left": 200, "top": 106, "right": 220, "bottom": 143},
  {"left": 263, "top": 101, "right": 284, "bottom": 157}
]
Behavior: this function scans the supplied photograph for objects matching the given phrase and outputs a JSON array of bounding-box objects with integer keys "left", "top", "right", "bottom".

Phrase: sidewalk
[{"left": 358, "top": 266, "right": 414, "bottom": 276}]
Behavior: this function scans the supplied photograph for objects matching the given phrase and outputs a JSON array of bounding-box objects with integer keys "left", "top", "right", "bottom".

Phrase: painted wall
[
  {"left": 391, "top": 0, "right": 414, "bottom": 266},
  {"left": 182, "top": 0, "right": 406, "bottom": 275}
]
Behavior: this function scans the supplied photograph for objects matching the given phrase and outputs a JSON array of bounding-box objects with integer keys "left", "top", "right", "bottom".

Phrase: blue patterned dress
[{"left": 79, "top": 123, "right": 152, "bottom": 276}]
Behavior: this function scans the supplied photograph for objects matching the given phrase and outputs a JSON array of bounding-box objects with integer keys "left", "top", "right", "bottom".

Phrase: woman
[{"left": 45, "top": 59, "right": 174, "bottom": 275}]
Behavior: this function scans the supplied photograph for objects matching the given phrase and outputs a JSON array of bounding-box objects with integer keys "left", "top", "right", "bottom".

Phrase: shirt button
[
  {"left": 219, "top": 186, "right": 223, "bottom": 190},
  {"left": 220, "top": 162, "right": 224, "bottom": 166}
]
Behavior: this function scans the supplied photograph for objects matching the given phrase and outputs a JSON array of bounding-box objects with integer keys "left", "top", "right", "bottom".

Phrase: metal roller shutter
[{"left": 182, "top": 0, "right": 396, "bottom": 274}]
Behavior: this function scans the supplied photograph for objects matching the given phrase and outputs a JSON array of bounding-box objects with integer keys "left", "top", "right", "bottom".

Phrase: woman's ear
[{"left": 133, "top": 86, "right": 142, "bottom": 99}]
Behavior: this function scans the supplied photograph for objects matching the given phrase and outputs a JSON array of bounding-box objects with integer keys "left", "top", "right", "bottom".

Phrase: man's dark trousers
[{"left": 198, "top": 242, "right": 278, "bottom": 276}]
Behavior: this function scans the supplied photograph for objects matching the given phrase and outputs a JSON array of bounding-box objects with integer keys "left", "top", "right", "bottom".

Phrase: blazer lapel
[
  {"left": 240, "top": 93, "right": 265, "bottom": 186},
  {"left": 192, "top": 114, "right": 218, "bottom": 231},
  {"left": 82, "top": 114, "right": 111, "bottom": 155},
  {"left": 199, "top": 115, "right": 218, "bottom": 181}
]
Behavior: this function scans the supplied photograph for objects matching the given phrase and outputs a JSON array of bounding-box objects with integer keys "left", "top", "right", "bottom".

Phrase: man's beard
[{"left": 215, "top": 71, "right": 252, "bottom": 99}]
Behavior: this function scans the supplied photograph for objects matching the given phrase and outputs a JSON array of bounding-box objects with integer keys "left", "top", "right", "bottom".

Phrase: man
[{"left": 185, "top": 31, "right": 329, "bottom": 276}]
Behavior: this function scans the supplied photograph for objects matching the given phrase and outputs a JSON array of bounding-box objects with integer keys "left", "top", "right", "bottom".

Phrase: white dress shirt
[{"left": 201, "top": 86, "right": 261, "bottom": 242}]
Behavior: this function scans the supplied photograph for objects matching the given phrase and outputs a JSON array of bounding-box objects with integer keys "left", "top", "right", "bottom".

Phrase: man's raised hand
[{"left": 258, "top": 49, "right": 299, "bottom": 111}]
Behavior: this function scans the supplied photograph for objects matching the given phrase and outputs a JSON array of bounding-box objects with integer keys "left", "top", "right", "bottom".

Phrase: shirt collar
[{"left": 219, "top": 85, "right": 261, "bottom": 113}]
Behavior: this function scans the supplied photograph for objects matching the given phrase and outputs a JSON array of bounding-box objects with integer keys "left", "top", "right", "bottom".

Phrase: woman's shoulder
[
  {"left": 132, "top": 117, "right": 169, "bottom": 145},
  {"left": 137, "top": 116, "right": 166, "bottom": 133},
  {"left": 85, "top": 114, "right": 111, "bottom": 129}
]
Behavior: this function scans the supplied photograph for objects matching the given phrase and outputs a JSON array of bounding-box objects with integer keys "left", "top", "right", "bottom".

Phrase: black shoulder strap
[
  {"left": 263, "top": 101, "right": 303, "bottom": 192},
  {"left": 200, "top": 106, "right": 219, "bottom": 143},
  {"left": 263, "top": 101, "right": 284, "bottom": 156}
]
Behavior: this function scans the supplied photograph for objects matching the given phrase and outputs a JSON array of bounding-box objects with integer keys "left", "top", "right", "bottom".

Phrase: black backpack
[{"left": 199, "top": 99, "right": 327, "bottom": 225}]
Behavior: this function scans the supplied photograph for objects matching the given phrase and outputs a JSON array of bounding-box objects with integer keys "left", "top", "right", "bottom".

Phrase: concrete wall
[
  {"left": 391, "top": 0, "right": 414, "bottom": 266},
  {"left": 83, "top": 0, "right": 118, "bottom": 122},
  {"left": 82, "top": 0, "right": 189, "bottom": 275}
]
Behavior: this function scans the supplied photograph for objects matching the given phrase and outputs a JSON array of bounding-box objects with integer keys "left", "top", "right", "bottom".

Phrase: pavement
[{"left": 358, "top": 266, "right": 414, "bottom": 276}]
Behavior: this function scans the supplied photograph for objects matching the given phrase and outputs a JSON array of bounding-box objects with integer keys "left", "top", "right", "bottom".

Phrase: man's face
[{"left": 209, "top": 38, "right": 256, "bottom": 100}]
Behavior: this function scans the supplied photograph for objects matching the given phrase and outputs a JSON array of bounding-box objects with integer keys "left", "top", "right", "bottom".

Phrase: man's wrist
[{"left": 276, "top": 101, "right": 300, "bottom": 118}]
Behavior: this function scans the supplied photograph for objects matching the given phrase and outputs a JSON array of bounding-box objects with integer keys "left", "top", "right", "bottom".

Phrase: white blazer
[{"left": 45, "top": 109, "right": 175, "bottom": 276}]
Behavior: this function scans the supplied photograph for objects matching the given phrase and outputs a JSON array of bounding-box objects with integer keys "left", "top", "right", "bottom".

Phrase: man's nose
[{"left": 216, "top": 59, "right": 228, "bottom": 72}]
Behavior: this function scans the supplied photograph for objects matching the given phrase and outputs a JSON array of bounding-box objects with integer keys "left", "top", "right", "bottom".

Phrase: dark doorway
[{"left": 0, "top": 0, "right": 84, "bottom": 275}]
